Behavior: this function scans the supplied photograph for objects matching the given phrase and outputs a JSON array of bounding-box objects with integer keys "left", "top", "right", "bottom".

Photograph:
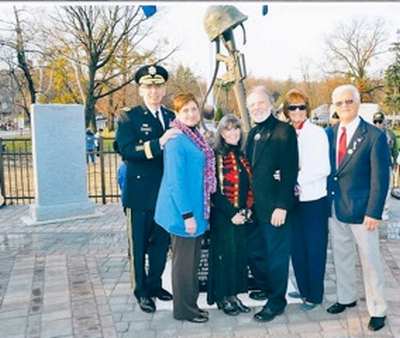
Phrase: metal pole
[
  {"left": 232, "top": 81, "right": 250, "bottom": 133},
  {"left": 99, "top": 136, "right": 106, "bottom": 204},
  {"left": 222, "top": 30, "right": 251, "bottom": 133},
  {"left": 0, "top": 138, "right": 5, "bottom": 205}
]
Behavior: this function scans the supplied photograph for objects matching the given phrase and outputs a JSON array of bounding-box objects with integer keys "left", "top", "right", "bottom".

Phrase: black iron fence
[{"left": 0, "top": 137, "right": 122, "bottom": 205}]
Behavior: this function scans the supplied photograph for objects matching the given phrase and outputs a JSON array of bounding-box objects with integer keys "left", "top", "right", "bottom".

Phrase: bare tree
[
  {"left": 0, "top": 6, "right": 44, "bottom": 119},
  {"left": 46, "top": 5, "right": 176, "bottom": 130},
  {"left": 323, "top": 18, "right": 388, "bottom": 101}
]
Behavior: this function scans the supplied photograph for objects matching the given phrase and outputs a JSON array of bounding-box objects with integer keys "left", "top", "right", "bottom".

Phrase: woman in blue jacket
[{"left": 155, "top": 93, "right": 216, "bottom": 323}]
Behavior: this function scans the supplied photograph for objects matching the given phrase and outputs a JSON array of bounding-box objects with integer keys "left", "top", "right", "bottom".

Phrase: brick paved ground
[{"left": 0, "top": 197, "right": 399, "bottom": 338}]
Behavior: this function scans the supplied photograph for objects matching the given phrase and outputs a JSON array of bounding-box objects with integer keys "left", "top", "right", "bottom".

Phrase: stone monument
[{"left": 22, "top": 104, "right": 96, "bottom": 225}]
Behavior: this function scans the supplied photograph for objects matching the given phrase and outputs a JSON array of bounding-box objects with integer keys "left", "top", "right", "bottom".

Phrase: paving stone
[
  {"left": 287, "top": 321, "right": 321, "bottom": 333},
  {"left": 267, "top": 323, "right": 289, "bottom": 335},
  {"left": 157, "top": 329, "right": 180, "bottom": 338},
  {"left": 321, "top": 331, "right": 349, "bottom": 338},
  {"left": 122, "top": 329, "right": 157, "bottom": 338},
  {"left": 115, "top": 321, "right": 129, "bottom": 333},
  {"left": 1, "top": 316, "right": 28, "bottom": 336},
  {"left": 0, "top": 202, "right": 399, "bottom": 338},
  {"left": 266, "top": 334, "right": 300, "bottom": 338},
  {"left": 0, "top": 308, "right": 28, "bottom": 319},
  {"left": 233, "top": 326, "right": 268, "bottom": 338},
  {"left": 299, "top": 333, "right": 323, "bottom": 338},
  {"left": 40, "top": 318, "right": 73, "bottom": 338},
  {"left": 319, "top": 319, "right": 346, "bottom": 331},
  {"left": 41, "top": 310, "right": 71, "bottom": 323},
  {"left": 177, "top": 327, "right": 212, "bottom": 338},
  {"left": 287, "top": 311, "right": 309, "bottom": 323}
]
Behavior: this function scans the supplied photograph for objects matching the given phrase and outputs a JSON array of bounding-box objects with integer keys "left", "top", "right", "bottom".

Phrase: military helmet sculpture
[
  {"left": 202, "top": 5, "right": 251, "bottom": 132},
  {"left": 203, "top": 5, "right": 248, "bottom": 42}
]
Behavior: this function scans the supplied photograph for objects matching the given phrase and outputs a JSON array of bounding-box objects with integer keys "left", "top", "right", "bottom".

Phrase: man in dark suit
[
  {"left": 245, "top": 86, "right": 299, "bottom": 322},
  {"left": 116, "top": 64, "right": 179, "bottom": 313},
  {"left": 326, "top": 84, "right": 390, "bottom": 332}
]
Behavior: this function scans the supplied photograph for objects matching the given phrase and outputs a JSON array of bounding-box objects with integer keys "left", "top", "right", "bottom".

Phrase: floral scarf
[{"left": 170, "top": 119, "right": 216, "bottom": 219}]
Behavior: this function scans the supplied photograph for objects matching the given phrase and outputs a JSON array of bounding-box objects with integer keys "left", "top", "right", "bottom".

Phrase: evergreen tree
[{"left": 384, "top": 30, "right": 400, "bottom": 114}]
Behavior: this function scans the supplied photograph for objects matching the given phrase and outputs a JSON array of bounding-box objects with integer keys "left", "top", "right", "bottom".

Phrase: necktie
[
  {"left": 155, "top": 110, "right": 164, "bottom": 130},
  {"left": 338, "top": 126, "right": 347, "bottom": 166}
]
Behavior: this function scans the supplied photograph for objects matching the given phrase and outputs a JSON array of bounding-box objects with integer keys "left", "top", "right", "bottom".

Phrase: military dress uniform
[{"left": 115, "top": 65, "right": 175, "bottom": 311}]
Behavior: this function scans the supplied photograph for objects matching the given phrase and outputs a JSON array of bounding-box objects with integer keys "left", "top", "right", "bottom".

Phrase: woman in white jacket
[{"left": 283, "top": 89, "right": 331, "bottom": 310}]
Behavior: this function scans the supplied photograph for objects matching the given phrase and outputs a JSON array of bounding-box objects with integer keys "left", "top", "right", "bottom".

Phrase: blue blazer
[
  {"left": 326, "top": 118, "right": 390, "bottom": 224},
  {"left": 154, "top": 134, "right": 208, "bottom": 237}
]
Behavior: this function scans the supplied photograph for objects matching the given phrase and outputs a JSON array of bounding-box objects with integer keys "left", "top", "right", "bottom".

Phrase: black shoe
[
  {"left": 254, "top": 306, "right": 284, "bottom": 322},
  {"left": 231, "top": 296, "right": 251, "bottom": 313},
  {"left": 138, "top": 296, "right": 156, "bottom": 313},
  {"left": 368, "top": 316, "right": 386, "bottom": 331},
  {"left": 326, "top": 301, "right": 357, "bottom": 314},
  {"left": 249, "top": 290, "right": 268, "bottom": 301},
  {"left": 288, "top": 291, "right": 302, "bottom": 299},
  {"left": 152, "top": 288, "right": 173, "bottom": 301},
  {"left": 198, "top": 308, "right": 209, "bottom": 317},
  {"left": 217, "top": 299, "right": 240, "bottom": 316},
  {"left": 187, "top": 315, "right": 209, "bottom": 323}
]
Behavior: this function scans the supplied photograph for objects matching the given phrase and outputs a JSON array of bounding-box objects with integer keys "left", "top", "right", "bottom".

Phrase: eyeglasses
[
  {"left": 334, "top": 99, "right": 354, "bottom": 107},
  {"left": 287, "top": 104, "right": 307, "bottom": 111}
]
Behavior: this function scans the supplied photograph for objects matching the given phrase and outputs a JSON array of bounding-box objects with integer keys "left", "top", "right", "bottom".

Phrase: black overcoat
[{"left": 245, "top": 115, "right": 299, "bottom": 223}]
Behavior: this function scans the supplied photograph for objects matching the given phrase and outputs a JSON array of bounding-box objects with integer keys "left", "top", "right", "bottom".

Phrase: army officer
[{"left": 116, "top": 64, "right": 179, "bottom": 313}]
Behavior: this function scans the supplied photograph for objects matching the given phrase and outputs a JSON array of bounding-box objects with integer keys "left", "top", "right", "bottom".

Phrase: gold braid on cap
[{"left": 139, "top": 75, "right": 165, "bottom": 85}]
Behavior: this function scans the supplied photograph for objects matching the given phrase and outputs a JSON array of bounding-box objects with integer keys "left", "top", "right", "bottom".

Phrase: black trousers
[
  {"left": 291, "top": 197, "right": 328, "bottom": 304},
  {"left": 257, "top": 219, "right": 291, "bottom": 312},
  {"left": 129, "top": 209, "right": 170, "bottom": 298},
  {"left": 171, "top": 235, "right": 202, "bottom": 320},
  {"left": 247, "top": 223, "right": 269, "bottom": 290}
]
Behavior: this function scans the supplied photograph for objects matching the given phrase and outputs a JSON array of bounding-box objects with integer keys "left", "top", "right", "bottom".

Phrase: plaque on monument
[{"left": 197, "top": 231, "right": 257, "bottom": 292}]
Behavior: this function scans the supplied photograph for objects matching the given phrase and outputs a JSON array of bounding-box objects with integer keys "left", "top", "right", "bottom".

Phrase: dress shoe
[
  {"left": 217, "top": 299, "right": 240, "bottom": 316},
  {"left": 187, "top": 315, "right": 209, "bottom": 323},
  {"left": 300, "top": 301, "right": 318, "bottom": 311},
  {"left": 368, "top": 316, "right": 386, "bottom": 331},
  {"left": 288, "top": 291, "right": 302, "bottom": 299},
  {"left": 138, "top": 296, "right": 156, "bottom": 313},
  {"left": 249, "top": 290, "right": 268, "bottom": 301},
  {"left": 326, "top": 301, "right": 357, "bottom": 314},
  {"left": 152, "top": 288, "right": 173, "bottom": 301},
  {"left": 231, "top": 296, "right": 251, "bottom": 313},
  {"left": 254, "top": 306, "right": 284, "bottom": 322},
  {"left": 198, "top": 308, "right": 209, "bottom": 317}
]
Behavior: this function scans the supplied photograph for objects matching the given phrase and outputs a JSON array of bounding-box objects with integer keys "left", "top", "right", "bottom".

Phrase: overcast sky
[
  {"left": 1, "top": 1, "right": 399, "bottom": 82},
  {"left": 152, "top": 2, "right": 400, "bottom": 82}
]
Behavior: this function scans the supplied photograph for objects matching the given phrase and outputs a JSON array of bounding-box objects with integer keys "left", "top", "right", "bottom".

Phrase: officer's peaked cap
[{"left": 135, "top": 64, "right": 169, "bottom": 85}]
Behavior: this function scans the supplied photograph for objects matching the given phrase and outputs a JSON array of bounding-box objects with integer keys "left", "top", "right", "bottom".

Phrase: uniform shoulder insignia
[{"left": 118, "top": 106, "right": 135, "bottom": 122}]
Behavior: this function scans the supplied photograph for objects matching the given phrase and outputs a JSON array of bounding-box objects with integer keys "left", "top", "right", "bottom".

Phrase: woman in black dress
[{"left": 207, "top": 114, "right": 253, "bottom": 316}]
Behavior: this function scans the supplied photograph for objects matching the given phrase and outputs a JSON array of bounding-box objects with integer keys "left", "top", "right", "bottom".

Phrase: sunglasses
[
  {"left": 287, "top": 104, "right": 307, "bottom": 111},
  {"left": 373, "top": 120, "right": 384, "bottom": 125},
  {"left": 334, "top": 99, "right": 354, "bottom": 107}
]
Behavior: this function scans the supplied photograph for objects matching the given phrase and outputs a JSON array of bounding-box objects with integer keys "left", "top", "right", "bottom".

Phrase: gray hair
[
  {"left": 332, "top": 84, "right": 361, "bottom": 104},
  {"left": 246, "top": 85, "right": 274, "bottom": 106},
  {"left": 214, "top": 114, "right": 244, "bottom": 154}
]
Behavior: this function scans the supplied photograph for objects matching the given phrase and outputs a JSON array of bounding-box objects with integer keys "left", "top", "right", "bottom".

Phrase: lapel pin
[
  {"left": 348, "top": 149, "right": 353, "bottom": 155},
  {"left": 254, "top": 133, "right": 261, "bottom": 141}
]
